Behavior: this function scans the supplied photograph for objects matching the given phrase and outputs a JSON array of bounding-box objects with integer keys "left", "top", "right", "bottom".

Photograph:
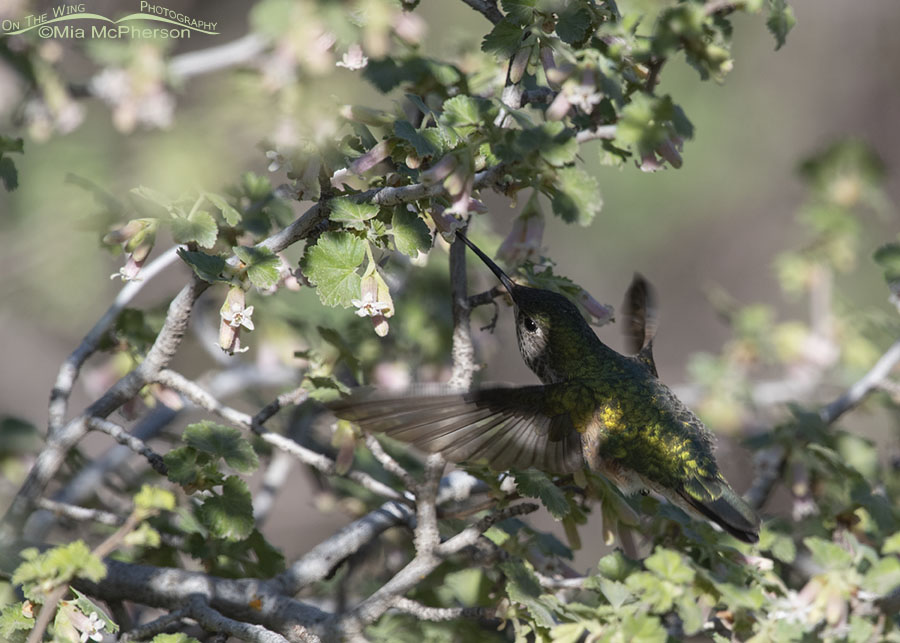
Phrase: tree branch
[
  {"left": 391, "top": 597, "right": 496, "bottom": 622},
  {"left": 8, "top": 277, "right": 207, "bottom": 542},
  {"left": 746, "top": 338, "right": 900, "bottom": 509},
  {"left": 86, "top": 417, "right": 167, "bottom": 476},
  {"left": 183, "top": 596, "right": 291, "bottom": 643},
  {"left": 447, "top": 231, "right": 477, "bottom": 391},
  {"left": 73, "top": 560, "right": 327, "bottom": 642},
  {"left": 47, "top": 246, "right": 180, "bottom": 438},
  {"left": 275, "top": 499, "right": 414, "bottom": 595},
  {"left": 459, "top": 0, "right": 503, "bottom": 25}
]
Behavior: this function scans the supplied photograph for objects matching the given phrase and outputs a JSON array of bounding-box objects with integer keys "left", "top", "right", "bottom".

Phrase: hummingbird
[{"left": 329, "top": 233, "right": 760, "bottom": 543}]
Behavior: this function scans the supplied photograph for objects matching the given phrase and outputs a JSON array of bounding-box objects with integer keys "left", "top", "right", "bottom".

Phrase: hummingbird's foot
[{"left": 640, "top": 488, "right": 650, "bottom": 496}]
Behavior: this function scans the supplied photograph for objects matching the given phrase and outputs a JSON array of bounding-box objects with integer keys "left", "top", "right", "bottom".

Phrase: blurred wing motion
[
  {"left": 677, "top": 478, "right": 761, "bottom": 544},
  {"left": 328, "top": 384, "right": 585, "bottom": 474},
  {"left": 622, "top": 273, "right": 659, "bottom": 377}
]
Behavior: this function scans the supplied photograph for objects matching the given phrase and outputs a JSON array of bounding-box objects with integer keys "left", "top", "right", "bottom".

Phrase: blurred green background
[{"left": 2, "top": 0, "right": 899, "bottom": 567}]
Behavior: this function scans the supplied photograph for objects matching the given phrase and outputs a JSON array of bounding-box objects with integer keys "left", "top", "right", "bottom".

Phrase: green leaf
[
  {"left": 301, "top": 231, "right": 367, "bottom": 307},
  {"left": 205, "top": 192, "right": 242, "bottom": 226},
  {"left": 134, "top": 485, "right": 176, "bottom": 513},
  {"left": 862, "top": 557, "right": 900, "bottom": 595},
  {"left": 440, "top": 95, "right": 498, "bottom": 137},
  {"left": 550, "top": 622, "right": 586, "bottom": 643},
  {"left": 12, "top": 541, "right": 106, "bottom": 600},
  {"left": 500, "top": 560, "right": 555, "bottom": 628},
  {"left": 481, "top": 19, "right": 525, "bottom": 58},
  {"left": 163, "top": 446, "right": 200, "bottom": 486},
  {"left": 394, "top": 120, "right": 438, "bottom": 157},
  {"left": 131, "top": 185, "right": 173, "bottom": 209},
  {"left": 502, "top": 0, "right": 537, "bottom": 26},
  {"left": 0, "top": 603, "right": 34, "bottom": 640},
  {"left": 70, "top": 588, "right": 119, "bottom": 634},
  {"left": 183, "top": 421, "right": 259, "bottom": 473},
  {"left": 495, "top": 122, "right": 577, "bottom": 167},
  {"left": 803, "top": 537, "right": 853, "bottom": 570},
  {"left": 170, "top": 210, "right": 218, "bottom": 248},
  {"left": 597, "top": 551, "right": 635, "bottom": 582},
  {"left": 677, "top": 594, "right": 705, "bottom": 635},
  {"left": 766, "top": 0, "right": 796, "bottom": 50},
  {"left": 0, "top": 136, "right": 24, "bottom": 155},
  {"left": 245, "top": 529, "right": 286, "bottom": 576},
  {"left": 536, "top": 123, "right": 578, "bottom": 167},
  {"left": 514, "top": 469, "right": 570, "bottom": 519},
  {"left": 625, "top": 571, "right": 677, "bottom": 612},
  {"left": 234, "top": 245, "right": 281, "bottom": 290},
  {"left": 196, "top": 475, "right": 255, "bottom": 541},
  {"left": 620, "top": 613, "right": 667, "bottom": 643},
  {"left": 548, "top": 166, "right": 602, "bottom": 226},
  {"left": 0, "top": 157, "right": 18, "bottom": 191},
  {"left": 391, "top": 208, "right": 432, "bottom": 256},
  {"left": 177, "top": 249, "right": 228, "bottom": 283},
  {"left": 330, "top": 197, "right": 380, "bottom": 228},
  {"left": 874, "top": 243, "right": 900, "bottom": 283},
  {"left": 644, "top": 547, "right": 695, "bottom": 584},
  {"left": 770, "top": 533, "right": 797, "bottom": 564},
  {"left": 556, "top": 4, "right": 592, "bottom": 46},
  {"left": 152, "top": 635, "right": 201, "bottom": 643},
  {"left": 594, "top": 578, "right": 631, "bottom": 609},
  {"left": 883, "top": 531, "right": 900, "bottom": 555}
]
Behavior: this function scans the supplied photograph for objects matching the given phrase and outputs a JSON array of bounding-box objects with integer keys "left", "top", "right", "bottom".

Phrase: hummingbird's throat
[{"left": 516, "top": 323, "right": 565, "bottom": 384}]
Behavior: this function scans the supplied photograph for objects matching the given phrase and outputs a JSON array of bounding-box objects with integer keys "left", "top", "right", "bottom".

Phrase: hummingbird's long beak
[{"left": 456, "top": 231, "right": 518, "bottom": 298}]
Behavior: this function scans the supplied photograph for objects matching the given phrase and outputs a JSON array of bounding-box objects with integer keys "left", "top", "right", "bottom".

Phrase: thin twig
[
  {"left": 275, "top": 499, "right": 414, "bottom": 595},
  {"left": 365, "top": 435, "right": 416, "bottom": 490},
  {"left": 120, "top": 607, "right": 189, "bottom": 642},
  {"left": 391, "top": 597, "right": 496, "bottom": 621},
  {"left": 438, "top": 502, "right": 540, "bottom": 556},
  {"left": 184, "top": 596, "right": 290, "bottom": 643},
  {"left": 86, "top": 417, "right": 167, "bottom": 475},
  {"left": 575, "top": 126, "right": 618, "bottom": 144},
  {"left": 252, "top": 387, "right": 310, "bottom": 431},
  {"left": 9, "top": 278, "right": 208, "bottom": 542},
  {"left": 47, "top": 246, "right": 181, "bottom": 438},
  {"left": 155, "top": 369, "right": 406, "bottom": 502},
  {"left": 746, "top": 339, "right": 900, "bottom": 509},
  {"left": 34, "top": 498, "right": 122, "bottom": 526}
]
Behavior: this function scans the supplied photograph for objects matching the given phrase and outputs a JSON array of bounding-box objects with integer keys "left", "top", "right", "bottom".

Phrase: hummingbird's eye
[{"left": 522, "top": 316, "right": 538, "bottom": 333}]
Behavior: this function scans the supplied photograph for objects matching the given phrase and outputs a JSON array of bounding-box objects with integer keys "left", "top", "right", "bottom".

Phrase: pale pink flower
[{"left": 336, "top": 44, "right": 368, "bottom": 71}]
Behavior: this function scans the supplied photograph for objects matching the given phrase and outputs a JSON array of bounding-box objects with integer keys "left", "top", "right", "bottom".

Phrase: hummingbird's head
[
  {"left": 457, "top": 231, "right": 599, "bottom": 383},
  {"left": 508, "top": 285, "right": 596, "bottom": 383}
]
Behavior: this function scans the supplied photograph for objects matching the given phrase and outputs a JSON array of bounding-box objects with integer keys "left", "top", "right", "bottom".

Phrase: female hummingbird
[{"left": 330, "top": 233, "right": 760, "bottom": 543}]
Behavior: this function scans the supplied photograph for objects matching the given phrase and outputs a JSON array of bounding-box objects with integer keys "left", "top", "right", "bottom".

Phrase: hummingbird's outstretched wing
[{"left": 328, "top": 384, "right": 585, "bottom": 474}]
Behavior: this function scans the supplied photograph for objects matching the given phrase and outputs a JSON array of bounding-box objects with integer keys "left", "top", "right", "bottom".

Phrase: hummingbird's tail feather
[
  {"left": 328, "top": 385, "right": 585, "bottom": 474},
  {"left": 677, "top": 482, "right": 760, "bottom": 544}
]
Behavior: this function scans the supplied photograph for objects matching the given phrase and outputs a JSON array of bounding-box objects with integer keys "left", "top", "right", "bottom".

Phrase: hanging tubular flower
[
  {"left": 105, "top": 218, "right": 158, "bottom": 282},
  {"left": 497, "top": 194, "right": 545, "bottom": 267},
  {"left": 352, "top": 272, "right": 394, "bottom": 337},
  {"left": 218, "top": 286, "right": 254, "bottom": 355}
]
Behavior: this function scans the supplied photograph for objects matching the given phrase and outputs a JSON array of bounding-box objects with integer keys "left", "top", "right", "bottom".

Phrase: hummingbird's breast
[{"left": 577, "top": 359, "right": 719, "bottom": 489}]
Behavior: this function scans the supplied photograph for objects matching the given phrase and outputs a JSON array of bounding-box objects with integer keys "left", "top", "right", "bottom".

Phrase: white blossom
[{"left": 336, "top": 44, "right": 368, "bottom": 71}]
